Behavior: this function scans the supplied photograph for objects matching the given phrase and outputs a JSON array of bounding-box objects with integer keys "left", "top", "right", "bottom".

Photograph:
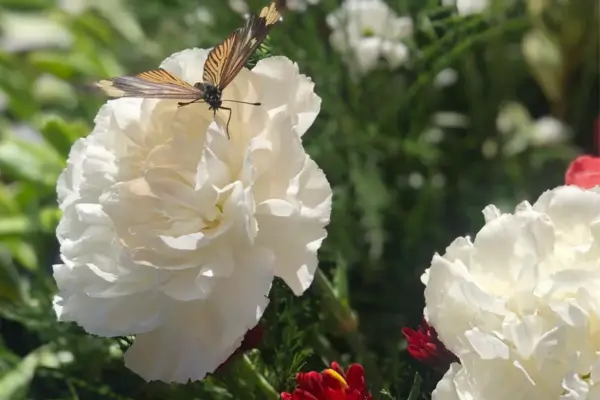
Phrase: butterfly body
[
  {"left": 94, "top": 2, "right": 281, "bottom": 138},
  {"left": 197, "top": 83, "right": 223, "bottom": 112}
]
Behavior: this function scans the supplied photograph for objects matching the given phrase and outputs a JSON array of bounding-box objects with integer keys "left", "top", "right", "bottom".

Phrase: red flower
[
  {"left": 281, "top": 362, "right": 373, "bottom": 400},
  {"left": 402, "top": 319, "right": 458, "bottom": 372},
  {"left": 565, "top": 155, "right": 600, "bottom": 189}
]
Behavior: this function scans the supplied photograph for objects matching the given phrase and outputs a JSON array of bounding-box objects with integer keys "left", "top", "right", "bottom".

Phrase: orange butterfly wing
[
  {"left": 202, "top": 2, "right": 281, "bottom": 90},
  {"left": 95, "top": 68, "right": 202, "bottom": 99}
]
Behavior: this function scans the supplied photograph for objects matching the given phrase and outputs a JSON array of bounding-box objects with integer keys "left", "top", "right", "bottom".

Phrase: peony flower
[
  {"left": 402, "top": 319, "right": 458, "bottom": 372},
  {"left": 326, "top": 0, "right": 413, "bottom": 76},
  {"left": 281, "top": 362, "right": 373, "bottom": 400},
  {"left": 423, "top": 186, "right": 600, "bottom": 399},
  {"left": 52, "top": 48, "right": 332, "bottom": 383},
  {"left": 565, "top": 155, "right": 600, "bottom": 189}
]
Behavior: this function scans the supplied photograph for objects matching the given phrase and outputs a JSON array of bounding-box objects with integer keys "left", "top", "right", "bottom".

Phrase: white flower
[
  {"left": 58, "top": 0, "right": 89, "bottom": 15},
  {"left": 0, "top": 12, "right": 72, "bottom": 52},
  {"left": 192, "top": 6, "right": 214, "bottom": 25},
  {"left": 531, "top": 116, "right": 568, "bottom": 146},
  {"left": 434, "top": 68, "right": 458, "bottom": 88},
  {"left": 326, "top": 0, "right": 413, "bottom": 75},
  {"left": 443, "top": 0, "right": 490, "bottom": 16},
  {"left": 284, "top": 0, "right": 320, "bottom": 12},
  {"left": 228, "top": 0, "right": 319, "bottom": 15},
  {"left": 424, "top": 186, "right": 600, "bottom": 399},
  {"left": 228, "top": 0, "right": 250, "bottom": 16},
  {"left": 496, "top": 102, "right": 569, "bottom": 155},
  {"left": 53, "top": 48, "right": 332, "bottom": 383}
]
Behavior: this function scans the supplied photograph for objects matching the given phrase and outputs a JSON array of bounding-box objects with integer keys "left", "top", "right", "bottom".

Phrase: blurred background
[{"left": 0, "top": 0, "right": 597, "bottom": 398}]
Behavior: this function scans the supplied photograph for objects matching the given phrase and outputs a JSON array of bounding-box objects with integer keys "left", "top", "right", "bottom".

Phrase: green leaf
[
  {"left": 39, "top": 206, "right": 61, "bottom": 233},
  {"left": 0, "top": 0, "right": 51, "bottom": 10},
  {"left": 93, "top": 0, "right": 146, "bottom": 45},
  {"left": 0, "top": 345, "right": 67, "bottom": 400},
  {"left": 0, "top": 249, "right": 22, "bottom": 303},
  {"left": 28, "top": 51, "right": 97, "bottom": 79},
  {"left": 4, "top": 240, "right": 38, "bottom": 271},
  {"left": 0, "top": 347, "right": 48, "bottom": 400},
  {"left": 332, "top": 253, "right": 349, "bottom": 302},
  {"left": 37, "top": 115, "right": 85, "bottom": 158},
  {"left": 522, "top": 29, "right": 563, "bottom": 103},
  {"left": 406, "top": 373, "right": 422, "bottom": 400},
  {"left": 0, "top": 184, "right": 21, "bottom": 214},
  {"left": 0, "top": 215, "right": 34, "bottom": 236},
  {"left": 0, "top": 137, "right": 64, "bottom": 189}
]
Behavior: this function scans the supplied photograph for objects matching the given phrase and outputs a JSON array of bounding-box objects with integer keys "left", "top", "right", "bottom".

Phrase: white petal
[{"left": 252, "top": 56, "right": 321, "bottom": 136}]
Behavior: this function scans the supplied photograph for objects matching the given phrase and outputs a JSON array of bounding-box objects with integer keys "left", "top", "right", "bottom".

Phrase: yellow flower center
[{"left": 362, "top": 27, "right": 374, "bottom": 37}]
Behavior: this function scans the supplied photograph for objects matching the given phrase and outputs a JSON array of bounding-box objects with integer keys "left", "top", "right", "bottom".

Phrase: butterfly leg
[{"left": 178, "top": 99, "right": 205, "bottom": 107}]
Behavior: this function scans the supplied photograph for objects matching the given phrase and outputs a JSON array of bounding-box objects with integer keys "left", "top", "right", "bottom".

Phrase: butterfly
[{"left": 94, "top": 2, "right": 281, "bottom": 138}]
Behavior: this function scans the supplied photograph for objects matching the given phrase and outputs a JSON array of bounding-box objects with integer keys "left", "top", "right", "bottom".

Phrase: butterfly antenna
[{"left": 221, "top": 100, "right": 261, "bottom": 106}]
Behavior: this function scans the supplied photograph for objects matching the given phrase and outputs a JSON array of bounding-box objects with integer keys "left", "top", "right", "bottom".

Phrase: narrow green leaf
[
  {"left": 0, "top": 184, "right": 21, "bottom": 214},
  {"left": 38, "top": 115, "right": 84, "bottom": 158},
  {"left": 0, "top": 346, "right": 51, "bottom": 399},
  {"left": 39, "top": 206, "right": 61, "bottom": 233},
  {"left": 0, "top": 138, "right": 64, "bottom": 188},
  {"left": 0, "top": 249, "right": 22, "bottom": 303},
  {"left": 0, "top": 215, "right": 33, "bottom": 236},
  {"left": 406, "top": 373, "right": 422, "bottom": 400},
  {"left": 4, "top": 240, "right": 38, "bottom": 271}
]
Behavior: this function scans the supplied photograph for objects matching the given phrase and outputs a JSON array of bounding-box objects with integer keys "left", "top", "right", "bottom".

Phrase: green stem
[
  {"left": 239, "top": 355, "right": 279, "bottom": 400},
  {"left": 314, "top": 269, "right": 383, "bottom": 391}
]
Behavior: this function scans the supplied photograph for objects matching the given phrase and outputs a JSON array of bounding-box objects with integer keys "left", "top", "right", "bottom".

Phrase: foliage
[{"left": 0, "top": 0, "right": 597, "bottom": 399}]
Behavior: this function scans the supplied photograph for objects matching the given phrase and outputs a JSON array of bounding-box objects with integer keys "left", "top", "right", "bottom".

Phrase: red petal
[
  {"left": 288, "top": 390, "right": 320, "bottom": 400},
  {"left": 325, "top": 387, "right": 350, "bottom": 400},
  {"left": 296, "top": 371, "right": 326, "bottom": 396},
  {"left": 330, "top": 361, "right": 345, "bottom": 377},
  {"left": 565, "top": 155, "right": 600, "bottom": 189},
  {"left": 344, "top": 364, "right": 367, "bottom": 391}
]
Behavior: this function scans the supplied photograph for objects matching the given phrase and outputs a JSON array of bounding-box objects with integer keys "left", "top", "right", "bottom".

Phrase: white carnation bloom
[
  {"left": 53, "top": 48, "right": 332, "bottom": 383},
  {"left": 326, "top": 0, "right": 413, "bottom": 76},
  {"left": 424, "top": 186, "right": 600, "bottom": 399}
]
